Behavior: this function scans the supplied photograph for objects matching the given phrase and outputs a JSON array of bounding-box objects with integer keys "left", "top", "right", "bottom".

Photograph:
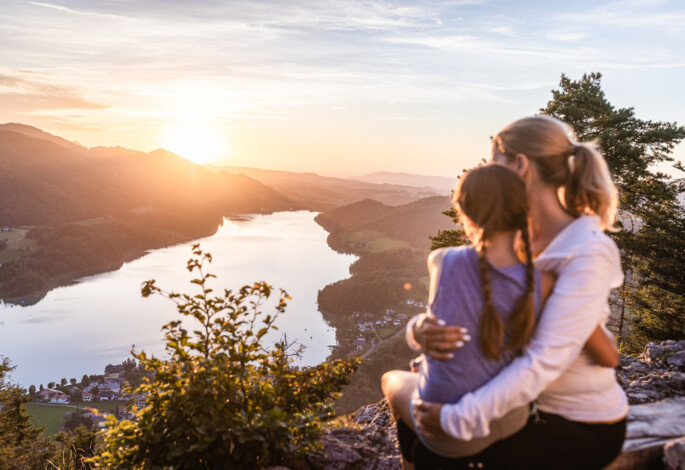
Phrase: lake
[{"left": 0, "top": 211, "right": 356, "bottom": 387}]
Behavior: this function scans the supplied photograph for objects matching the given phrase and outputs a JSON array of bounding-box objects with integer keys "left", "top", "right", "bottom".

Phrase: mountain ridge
[
  {"left": 207, "top": 164, "right": 443, "bottom": 210},
  {"left": 353, "top": 170, "right": 456, "bottom": 193}
]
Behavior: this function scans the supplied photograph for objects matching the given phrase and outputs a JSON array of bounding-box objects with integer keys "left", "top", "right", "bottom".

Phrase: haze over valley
[{"left": 0, "top": 123, "right": 454, "bottom": 403}]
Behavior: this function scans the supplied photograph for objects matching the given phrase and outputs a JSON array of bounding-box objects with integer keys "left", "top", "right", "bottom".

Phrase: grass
[
  {"left": 0, "top": 227, "right": 39, "bottom": 264},
  {"left": 376, "top": 326, "right": 401, "bottom": 339},
  {"left": 1, "top": 228, "right": 30, "bottom": 242},
  {"left": 28, "top": 404, "right": 76, "bottom": 435},
  {"left": 28, "top": 401, "right": 128, "bottom": 435},
  {"left": 73, "top": 217, "right": 106, "bottom": 226},
  {"left": 340, "top": 230, "right": 409, "bottom": 253}
]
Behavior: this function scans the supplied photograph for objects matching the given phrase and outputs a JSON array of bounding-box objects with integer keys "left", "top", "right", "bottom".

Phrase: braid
[
  {"left": 504, "top": 222, "right": 536, "bottom": 355},
  {"left": 478, "top": 245, "right": 504, "bottom": 360}
]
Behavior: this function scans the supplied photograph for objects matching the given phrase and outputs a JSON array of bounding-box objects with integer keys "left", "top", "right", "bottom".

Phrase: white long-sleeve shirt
[{"left": 407, "top": 215, "right": 629, "bottom": 440}]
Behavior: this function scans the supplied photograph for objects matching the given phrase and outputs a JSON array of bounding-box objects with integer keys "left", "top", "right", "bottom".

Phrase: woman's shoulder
[
  {"left": 537, "top": 215, "right": 623, "bottom": 287},
  {"left": 540, "top": 216, "right": 620, "bottom": 259}
]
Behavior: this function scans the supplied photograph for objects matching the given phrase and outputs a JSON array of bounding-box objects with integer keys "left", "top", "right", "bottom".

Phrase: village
[
  {"left": 349, "top": 299, "right": 424, "bottom": 355},
  {"left": 28, "top": 360, "right": 150, "bottom": 432}
]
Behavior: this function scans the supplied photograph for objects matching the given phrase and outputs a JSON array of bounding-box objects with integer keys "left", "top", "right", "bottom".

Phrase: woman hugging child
[{"left": 382, "top": 163, "right": 619, "bottom": 465}]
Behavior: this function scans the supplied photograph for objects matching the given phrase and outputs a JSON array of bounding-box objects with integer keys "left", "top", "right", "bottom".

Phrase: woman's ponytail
[
  {"left": 493, "top": 115, "right": 619, "bottom": 231},
  {"left": 564, "top": 142, "right": 619, "bottom": 231}
]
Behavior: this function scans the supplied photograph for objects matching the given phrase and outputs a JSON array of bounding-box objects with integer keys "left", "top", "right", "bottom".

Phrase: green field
[
  {"left": 340, "top": 230, "right": 409, "bottom": 253},
  {"left": 376, "top": 326, "right": 402, "bottom": 339},
  {"left": 0, "top": 227, "right": 39, "bottom": 264},
  {"left": 28, "top": 401, "right": 127, "bottom": 435},
  {"left": 28, "top": 404, "right": 76, "bottom": 435}
]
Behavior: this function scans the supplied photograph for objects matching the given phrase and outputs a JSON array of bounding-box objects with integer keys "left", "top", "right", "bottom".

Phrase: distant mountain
[
  {"left": 0, "top": 123, "right": 85, "bottom": 153},
  {"left": 0, "top": 125, "right": 297, "bottom": 226},
  {"left": 206, "top": 165, "right": 443, "bottom": 210},
  {"left": 352, "top": 171, "right": 456, "bottom": 194},
  {"left": 315, "top": 196, "right": 454, "bottom": 251}
]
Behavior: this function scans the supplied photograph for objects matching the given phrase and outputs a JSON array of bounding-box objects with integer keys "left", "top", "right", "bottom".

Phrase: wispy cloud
[
  {"left": 0, "top": 69, "right": 106, "bottom": 111},
  {"left": 0, "top": 0, "right": 683, "bottom": 173}
]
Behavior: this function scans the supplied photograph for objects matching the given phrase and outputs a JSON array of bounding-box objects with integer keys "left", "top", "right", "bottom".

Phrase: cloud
[
  {"left": 1, "top": 92, "right": 106, "bottom": 111},
  {"left": 382, "top": 34, "right": 595, "bottom": 62},
  {"left": 28, "top": 1, "right": 133, "bottom": 20},
  {"left": 545, "top": 31, "right": 591, "bottom": 42},
  {"left": 0, "top": 69, "right": 107, "bottom": 112}
]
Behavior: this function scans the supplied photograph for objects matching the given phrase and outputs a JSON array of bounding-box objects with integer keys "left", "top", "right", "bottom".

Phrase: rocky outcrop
[
  {"left": 617, "top": 340, "right": 685, "bottom": 405},
  {"left": 307, "top": 400, "right": 400, "bottom": 470},
  {"left": 607, "top": 340, "right": 685, "bottom": 469},
  {"left": 664, "top": 438, "right": 685, "bottom": 470},
  {"left": 606, "top": 397, "right": 685, "bottom": 470},
  {"left": 303, "top": 340, "right": 685, "bottom": 470}
]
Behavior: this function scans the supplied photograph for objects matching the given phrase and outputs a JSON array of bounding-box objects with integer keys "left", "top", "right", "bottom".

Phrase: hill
[
  {"left": 206, "top": 165, "right": 442, "bottom": 210},
  {"left": 0, "top": 124, "right": 298, "bottom": 301},
  {"left": 353, "top": 171, "right": 456, "bottom": 194},
  {"left": 0, "top": 122, "right": 86, "bottom": 153},
  {"left": 0, "top": 127, "right": 296, "bottom": 226},
  {"left": 313, "top": 197, "right": 455, "bottom": 412},
  {"left": 315, "top": 196, "right": 454, "bottom": 251}
]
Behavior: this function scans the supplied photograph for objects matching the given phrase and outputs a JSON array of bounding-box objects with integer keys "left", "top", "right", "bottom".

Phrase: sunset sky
[{"left": 1, "top": 0, "right": 684, "bottom": 176}]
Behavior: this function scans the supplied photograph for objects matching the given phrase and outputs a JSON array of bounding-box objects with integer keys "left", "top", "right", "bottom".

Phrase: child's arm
[
  {"left": 583, "top": 325, "right": 619, "bottom": 368},
  {"left": 540, "top": 269, "right": 618, "bottom": 368}
]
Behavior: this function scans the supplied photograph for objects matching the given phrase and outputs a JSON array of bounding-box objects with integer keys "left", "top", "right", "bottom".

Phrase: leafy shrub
[{"left": 97, "top": 245, "right": 359, "bottom": 469}]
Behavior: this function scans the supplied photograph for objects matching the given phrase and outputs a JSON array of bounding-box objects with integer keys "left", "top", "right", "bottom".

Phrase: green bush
[{"left": 97, "top": 245, "right": 359, "bottom": 469}]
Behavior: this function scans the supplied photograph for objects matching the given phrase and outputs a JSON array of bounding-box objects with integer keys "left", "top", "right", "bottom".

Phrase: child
[{"left": 382, "top": 164, "right": 618, "bottom": 461}]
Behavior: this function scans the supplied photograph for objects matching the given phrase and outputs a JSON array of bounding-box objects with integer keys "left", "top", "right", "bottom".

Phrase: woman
[{"left": 393, "top": 115, "right": 628, "bottom": 469}]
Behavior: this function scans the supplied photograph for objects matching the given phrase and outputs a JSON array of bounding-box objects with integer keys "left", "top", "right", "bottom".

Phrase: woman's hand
[
  {"left": 413, "top": 314, "right": 471, "bottom": 360},
  {"left": 412, "top": 399, "right": 448, "bottom": 440}
]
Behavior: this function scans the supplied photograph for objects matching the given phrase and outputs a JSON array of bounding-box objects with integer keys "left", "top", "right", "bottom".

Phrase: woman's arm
[
  {"left": 541, "top": 270, "right": 618, "bottom": 368},
  {"left": 433, "top": 241, "right": 623, "bottom": 440},
  {"left": 584, "top": 325, "right": 619, "bottom": 368}
]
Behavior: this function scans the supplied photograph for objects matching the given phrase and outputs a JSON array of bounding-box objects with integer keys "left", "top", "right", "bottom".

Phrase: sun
[{"left": 163, "top": 121, "right": 228, "bottom": 165}]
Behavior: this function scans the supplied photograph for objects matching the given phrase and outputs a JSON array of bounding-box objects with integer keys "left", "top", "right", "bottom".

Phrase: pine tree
[
  {"left": 430, "top": 73, "right": 684, "bottom": 351},
  {"left": 0, "top": 358, "right": 54, "bottom": 468},
  {"left": 430, "top": 208, "right": 467, "bottom": 250},
  {"left": 541, "top": 73, "right": 685, "bottom": 350}
]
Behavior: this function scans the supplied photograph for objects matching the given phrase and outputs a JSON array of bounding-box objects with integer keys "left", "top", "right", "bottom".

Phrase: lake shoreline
[
  {"left": 0, "top": 210, "right": 288, "bottom": 306},
  {"left": 1, "top": 211, "right": 351, "bottom": 388}
]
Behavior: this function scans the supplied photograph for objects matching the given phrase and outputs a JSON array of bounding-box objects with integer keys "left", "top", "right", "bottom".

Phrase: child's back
[{"left": 418, "top": 246, "right": 543, "bottom": 404}]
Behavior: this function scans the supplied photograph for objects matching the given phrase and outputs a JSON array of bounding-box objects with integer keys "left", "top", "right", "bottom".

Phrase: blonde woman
[{"left": 398, "top": 116, "right": 628, "bottom": 469}]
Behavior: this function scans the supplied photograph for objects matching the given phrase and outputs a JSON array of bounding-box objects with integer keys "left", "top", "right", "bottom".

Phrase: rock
[
  {"left": 664, "top": 437, "right": 685, "bottom": 470},
  {"left": 616, "top": 352, "right": 685, "bottom": 405},
  {"left": 623, "top": 397, "right": 685, "bottom": 453},
  {"left": 605, "top": 446, "right": 664, "bottom": 470},
  {"left": 666, "top": 351, "right": 685, "bottom": 371},
  {"left": 641, "top": 341, "right": 685, "bottom": 372},
  {"left": 307, "top": 400, "right": 401, "bottom": 470}
]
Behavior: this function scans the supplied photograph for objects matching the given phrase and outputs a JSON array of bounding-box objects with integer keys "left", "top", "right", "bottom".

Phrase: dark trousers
[{"left": 397, "top": 410, "right": 626, "bottom": 470}]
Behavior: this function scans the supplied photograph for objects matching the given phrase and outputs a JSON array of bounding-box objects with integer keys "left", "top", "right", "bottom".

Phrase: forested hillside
[
  {"left": 0, "top": 126, "right": 296, "bottom": 226},
  {"left": 315, "top": 196, "right": 454, "bottom": 251},
  {"left": 0, "top": 125, "right": 299, "bottom": 301},
  {"left": 314, "top": 198, "right": 452, "bottom": 412}
]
